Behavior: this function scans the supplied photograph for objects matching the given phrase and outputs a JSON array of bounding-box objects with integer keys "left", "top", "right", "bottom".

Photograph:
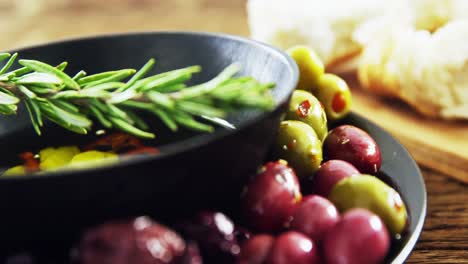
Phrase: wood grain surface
[{"left": 1, "top": 0, "right": 467, "bottom": 263}]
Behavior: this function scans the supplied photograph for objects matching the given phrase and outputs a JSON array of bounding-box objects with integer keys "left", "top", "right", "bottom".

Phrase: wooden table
[{"left": 1, "top": 0, "right": 467, "bottom": 262}]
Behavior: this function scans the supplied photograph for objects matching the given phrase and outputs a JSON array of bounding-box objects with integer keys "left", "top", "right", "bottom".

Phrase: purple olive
[
  {"left": 241, "top": 161, "right": 302, "bottom": 232},
  {"left": 237, "top": 234, "right": 275, "bottom": 264},
  {"left": 322, "top": 209, "right": 390, "bottom": 264},
  {"left": 177, "top": 211, "right": 240, "bottom": 263},
  {"left": 323, "top": 125, "right": 381, "bottom": 174},
  {"left": 310, "top": 160, "right": 360, "bottom": 197},
  {"left": 79, "top": 216, "right": 186, "bottom": 264},
  {"left": 290, "top": 195, "right": 340, "bottom": 242},
  {"left": 266, "top": 231, "right": 319, "bottom": 264},
  {"left": 180, "top": 241, "right": 203, "bottom": 264}
]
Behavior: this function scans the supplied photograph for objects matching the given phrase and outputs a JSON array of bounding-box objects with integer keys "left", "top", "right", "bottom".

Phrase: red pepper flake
[
  {"left": 287, "top": 139, "right": 297, "bottom": 150},
  {"left": 124, "top": 147, "right": 160, "bottom": 156},
  {"left": 19, "top": 152, "right": 39, "bottom": 172},
  {"left": 296, "top": 100, "right": 311, "bottom": 118},
  {"left": 393, "top": 194, "right": 404, "bottom": 212},
  {"left": 84, "top": 132, "right": 144, "bottom": 152},
  {"left": 332, "top": 92, "right": 346, "bottom": 113}
]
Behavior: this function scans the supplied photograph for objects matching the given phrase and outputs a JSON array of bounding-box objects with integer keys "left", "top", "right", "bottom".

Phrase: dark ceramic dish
[{"left": 0, "top": 32, "right": 425, "bottom": 263}]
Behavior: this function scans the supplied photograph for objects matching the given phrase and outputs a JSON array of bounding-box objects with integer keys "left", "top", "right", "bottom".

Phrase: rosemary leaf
[
  {"left": 0, "top": 91, "right": 19, "bottom": 105},
  {"left": 171, "top": 63, "right": 239, "bottom": 100},
  {"left": 77, "top": 70, "right": 123, "bottom": 85},
  {"left": 236, "top": 94, "right": 275, "bottom": 109},
  {"left": 106, "top": 88, "right": 138, "bottom": 104},
  {"left": 0, "top": 53, "right": 18, "bottom": 75},
  {"left": 10, "top": 67, "right": 32, "bottom": 78},
  {"left": 116, "top": 58, "right": 155, "bottom": 93},
  {"left": 108, "top": 116, "right": 155, "bottom": 139},
  {"left": 56, "top": 62, "right": 68, "bottom": 72},
  {"left": 16, "top": 72, "right": 63, "bottom": 85},
  {"left": 42, "top": 107, "right": 88, "bottom": 134},
  {"left": 106, "top": 103, "right": 129, "bottom": 121},
  {"left": 177, "top": 100, "right": 225, "bottom": 118},
  {"left": 125, "top": 109, "right": 149, "bottom": 130},
  {"left": 151, "top": 108, "right": 178, "bottom": 131},
  {"left": 154, "top": 83, "right": 186, "bottom": 93},
  {"left": 83, "top": 69, "right": 136, "bottom": 88},
  {"left": 89, "top": 99, "right": 109, "bottom": 114},
  {"left": 189, "top": 96, "right": 213, "bottom": 105},
  {"left": 17, "top": 85, "right": 39, "bottom": 100},
  {"left": 0, "top": 87, "right": 14, "bottom": 96},
  {"left": 24, "top": 100, "right": 41, "bottom": 135},
  {"left": 118, "top": 100, "right": 154, "bottom": 111},
  {"left": 53, "top": 89, "right": 110, "bottom": 100},
  {"left": 137, "top": 66, "right": 201, "bottom": 92},
  {"left": 121, "top": 100, "right": 177, "bottom": 131},
  {"left": 211, "top": 82, "right": 247, "bottom": 100},
  {"left": 48, "top": 102, "right": 92, "bottom": 128},
  {"left": 171, "top": 110, "right": 214, "bottom": 132},
  {"left": 29, "top": 86, "right": 56, "bottom": 95},
  {"left": 19, "top": 59, "right": 79, "bottom": 90},
  {"left": 139, "top": 70, "right": 195, "bottom": 92},
  {"left": 146, "top": 91, "right": 175, "bottom": 109},
  {"left": 29, "top": 99, "right": 43, "bottom": 126},
  {"left": 0, "top": 104, "right": 17, "bottom": 115},
  {"left": 0, "top": 74, "right": 11, "bottom": 81},
  {"left": 72, "top": 70, "right": 87, "bottom": 81},
  {"left": 88, "top": 105, "right": 112, "bottom": 129},
  {"left": 51, "top": 99, "right": 80, "bottom": 113},
  {"left": 0, "top": 53, "right": 11, "bottom": 62},
  {"left": 84, "top": 82, "right": 124, "bottom": 91},
  {"left": 38, "top": 102, "right": 88, "bottom": 135}
]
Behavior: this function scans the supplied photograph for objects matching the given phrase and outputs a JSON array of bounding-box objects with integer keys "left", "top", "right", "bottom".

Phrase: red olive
[
  {"left": 177, "top": 211, "right": 240, "bottom": 263},
  {"left": 323, "top": 125, "right": 381, "bottom": 174},
  {"left": 79, "top": 216, "right": 186, "bottom": 264},
  {"left": 241, "top": 161, "right": 302, "bottom": 232},
  {"left": 290, "top": 195, "right": 340, "bottom": 242},
  {"left": 180, "top": 241, "right": 203, "bottom": 264},
  {"left": 266, "top": 231, "right": 319, "bottom": 264},
  {"left": 238, "top": 234, "right": 275, "bottom": 264},
  {"left": 322, "top": 209, "right": 390, "bottom": 264},
  {"left": 309, "top": 160, "right": 360, "bottom": 197}
]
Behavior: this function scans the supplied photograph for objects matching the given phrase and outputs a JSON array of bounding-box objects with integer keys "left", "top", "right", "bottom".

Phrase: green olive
[
  {"left": 68, "top": 150, "right": 118, "bottom": 169},
  {"left": 39, "top": 146, "right": 80, "bottom": 170},
  {"left": 329, "top": 175, "right": 408, "bottom": 236},
  {"left": 287, "top": 45, "right": 325, "bottom": 93},
  {"left": 286, "top": 90, "right": 328, "bottom": 142},
  {"left": 275, "top": 120, "right": 323, "bottom": 177},
  {"left": 316, "top": 73, "right": 352, "bottom": 121}
]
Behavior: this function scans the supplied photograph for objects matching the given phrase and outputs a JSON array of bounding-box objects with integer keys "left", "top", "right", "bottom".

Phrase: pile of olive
[{"left": 238, "top": 46, "right": 408, "bottom": 264}]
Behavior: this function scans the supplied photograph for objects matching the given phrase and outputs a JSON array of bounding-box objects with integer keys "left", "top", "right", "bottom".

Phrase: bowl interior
[{"left": 0, "top": 32, "right": 297, "bottom": 169}]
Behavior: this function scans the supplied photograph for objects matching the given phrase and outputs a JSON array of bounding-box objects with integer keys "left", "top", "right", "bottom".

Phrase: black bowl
[{"left": 0, "top": 32, "right": 298, "bottom": 242}]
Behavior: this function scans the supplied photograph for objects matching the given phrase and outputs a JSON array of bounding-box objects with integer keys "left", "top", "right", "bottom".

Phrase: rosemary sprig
[{"left": 0, "top": 53, "right": 275, "bottom": 139}]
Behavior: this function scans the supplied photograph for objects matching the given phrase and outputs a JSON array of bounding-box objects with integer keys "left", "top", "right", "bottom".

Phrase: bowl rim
[{"left": 0, "top": 30, "right": 300, "bottom": 181}]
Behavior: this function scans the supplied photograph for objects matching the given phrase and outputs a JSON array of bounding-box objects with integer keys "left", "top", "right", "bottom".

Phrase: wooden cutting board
[{"left": 347, "top": 76, "right": 468, "bottom": 183}]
